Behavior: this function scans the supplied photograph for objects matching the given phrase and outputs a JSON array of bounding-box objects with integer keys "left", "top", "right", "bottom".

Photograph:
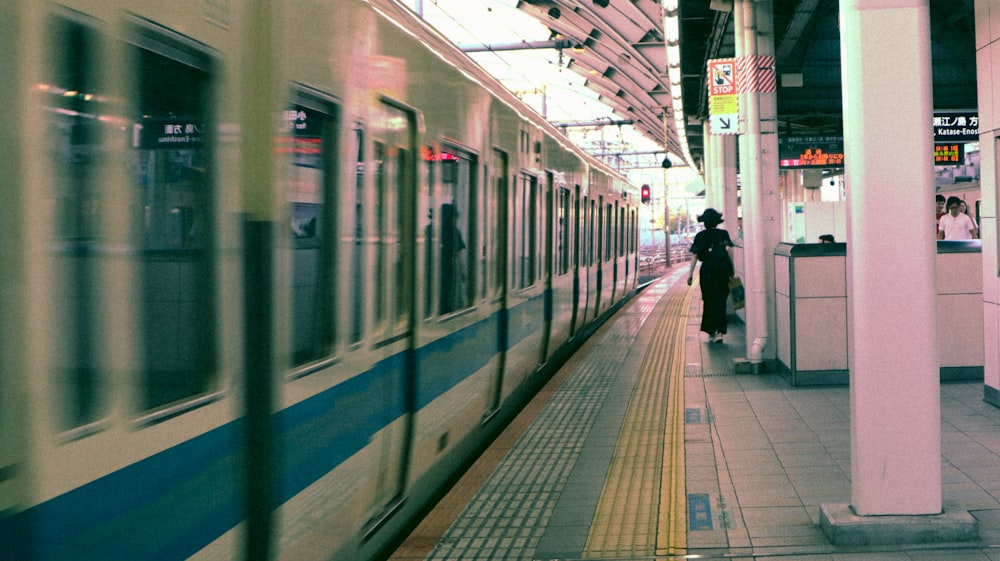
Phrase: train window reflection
[
  {"left": 589, "top": 199, "right": 596, "bottom": 267},
  {"left": 424, "top": 145, "right": 437, "bottom": 319},
  {"left": 605, "top": 202, "right": 613, "bottom": 261},
  {"left": 440, "top": 146, "right": 477, "bottom": 314},
  {"left": 282, "top": 97, "right": 335, "bottom": 366},
  {"left": 128, "top": 27, "right": 216, "bottom": 412},
  {"left": 350, "top": 126, "right": 365, "bottom": 344},
  {"left": 557, "top": 187, "right": 571, "bottom": 276},
  {"left": 46, "top": 14, "right": 106, "bottom": 431},
  {"left": 374, "top": 141, "right": 387, "bottom": 327},
  {"left": 515, "top": 172, "right": 538, "bottom": 289},
  {"left": 374, "top": 100, "right": 415, "bottom": 331}
]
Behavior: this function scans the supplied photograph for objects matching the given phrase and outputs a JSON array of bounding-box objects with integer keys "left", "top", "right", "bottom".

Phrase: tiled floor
[{"left": 391, "top": 271, "right": 1000, "bottom": 560}]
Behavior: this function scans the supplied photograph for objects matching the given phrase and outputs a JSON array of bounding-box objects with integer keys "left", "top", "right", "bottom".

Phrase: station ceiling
[{"left": 512, "top": 0, "right": 977, "bottom": 171}]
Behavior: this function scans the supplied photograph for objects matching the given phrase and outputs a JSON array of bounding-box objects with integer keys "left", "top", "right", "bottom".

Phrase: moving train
[{"left": 0, "top": 1, "right": 642, "bottom": 560}]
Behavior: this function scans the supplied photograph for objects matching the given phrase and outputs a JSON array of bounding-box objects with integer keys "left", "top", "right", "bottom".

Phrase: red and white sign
[
  {"left": 708, "top": 59, "right": 736, "bottom": 96},
  {"left": 708, "top": 58, "right": 738, "bottom": 135}
]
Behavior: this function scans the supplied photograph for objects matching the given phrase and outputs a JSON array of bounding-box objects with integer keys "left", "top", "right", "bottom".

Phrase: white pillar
[
  {"left": 735, "top": 0, "right": 780, "bottom": 363},
  {"left": 841, "top": 0, "right": 941, "bottom": 515},
  {"left": 707, "top": 132, "right": 740, "bottom": 243},
  {"left": 722, "top": 135, "right": 740, "bottom": 243},
  {"left": 976, "top": 1, "right": 1000, "bottom": 407},
  {"left": 705, "top": 132, "right": 721, "bottom": 209}
]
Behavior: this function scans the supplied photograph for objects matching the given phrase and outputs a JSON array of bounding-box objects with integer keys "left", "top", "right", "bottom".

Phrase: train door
[
  {"left": 368, "top": 99, "right": 418, "bottom": 525},
  {"left": 485, "top": 149, "right": 509, "bottom": 417}
]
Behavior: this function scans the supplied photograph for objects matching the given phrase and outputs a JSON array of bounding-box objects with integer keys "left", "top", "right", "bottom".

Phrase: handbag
[{"left": 729, "top": 276, "right": 745, "bottom": 309}]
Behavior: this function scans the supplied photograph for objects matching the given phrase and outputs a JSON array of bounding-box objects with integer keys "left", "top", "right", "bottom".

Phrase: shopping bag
[{"left": 729, "top": 276, "right": 745, "bottom": 309}]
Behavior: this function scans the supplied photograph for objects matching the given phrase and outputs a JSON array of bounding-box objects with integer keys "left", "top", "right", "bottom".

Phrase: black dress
[{"left": 689, "top": 228, "right": 734, "bottom": 335}]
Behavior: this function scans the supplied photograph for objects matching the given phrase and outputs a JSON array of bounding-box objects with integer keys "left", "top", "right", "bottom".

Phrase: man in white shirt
[{"left": 938, "top": 196, "right": 977, "bottom": 240}]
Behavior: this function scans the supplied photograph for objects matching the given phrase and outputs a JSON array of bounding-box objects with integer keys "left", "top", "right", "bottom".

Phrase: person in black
[
  {"left": 440, "top": 203, "right": 466, "bottom": 314},
  {"left": 686, "top": 208, "right": 735, "bottom": 343}
]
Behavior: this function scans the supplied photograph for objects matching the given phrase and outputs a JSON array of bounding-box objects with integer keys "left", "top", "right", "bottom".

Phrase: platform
[{"left": 388, "top": 268, "right": 1000, "bottom": 560}]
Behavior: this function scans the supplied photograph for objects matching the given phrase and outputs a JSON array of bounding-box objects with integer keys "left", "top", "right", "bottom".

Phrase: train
[{"left": 0, "top": 1, "right": 643, "bottom": 560}]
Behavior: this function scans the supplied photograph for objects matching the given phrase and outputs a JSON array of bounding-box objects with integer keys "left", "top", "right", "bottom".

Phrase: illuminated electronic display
[
  {"left": 779, "top": 136, "right": 844, "bottom": 168},
  {"left": 934, "top": 143, "right": 964, "bottom": 165}
]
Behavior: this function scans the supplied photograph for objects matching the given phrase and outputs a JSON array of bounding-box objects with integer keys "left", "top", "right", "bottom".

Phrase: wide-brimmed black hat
[{"left": 697, "top": 208, "right": 724, "bottom": 225}]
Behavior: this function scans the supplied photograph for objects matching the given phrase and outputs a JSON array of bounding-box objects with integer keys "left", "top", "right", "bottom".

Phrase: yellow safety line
[
  {"left": 582, "top": 279, "right": 694, "bottom": 558},
  {"left": 657, "top": 281, "right": 693, "bottom": 556}
]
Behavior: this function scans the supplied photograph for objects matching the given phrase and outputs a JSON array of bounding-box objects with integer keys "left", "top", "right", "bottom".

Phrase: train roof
[{"left": 369, "top": 0, "right": 637, "bottom": 190}]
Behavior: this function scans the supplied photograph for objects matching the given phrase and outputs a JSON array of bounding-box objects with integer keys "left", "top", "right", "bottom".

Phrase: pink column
[{"left": 841, "top": 0, "right": 941, "bottom": 515}]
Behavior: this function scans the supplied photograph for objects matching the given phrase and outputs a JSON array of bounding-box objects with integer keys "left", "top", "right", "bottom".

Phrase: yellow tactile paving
[
  {"left": 583, "top": 281, "right": 694, "bottom": 558},
  {"left": 658, "top": 284, "right": 691, "bottom": 557}
]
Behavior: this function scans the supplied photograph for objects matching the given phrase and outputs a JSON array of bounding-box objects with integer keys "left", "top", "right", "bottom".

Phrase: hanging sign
[
  {"left": 933, "top": 111, "right": 978, "bottom": 143},
  {"left": 708, "top": 58, "right": 738, "bottom": 135}
]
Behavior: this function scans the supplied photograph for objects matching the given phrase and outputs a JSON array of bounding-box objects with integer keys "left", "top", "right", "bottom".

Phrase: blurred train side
[{"left": 0, "top": 1, "right": 641, "bottom": 560}]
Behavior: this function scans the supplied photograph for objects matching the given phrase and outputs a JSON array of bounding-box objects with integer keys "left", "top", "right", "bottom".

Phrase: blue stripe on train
[{"left": 2, "top": 297, "right": 545, "bottom": 560}]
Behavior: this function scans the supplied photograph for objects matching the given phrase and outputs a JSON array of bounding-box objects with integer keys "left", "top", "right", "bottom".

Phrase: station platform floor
[{"left": 388, "top": 267, "right": 1000, "bottom": 560}]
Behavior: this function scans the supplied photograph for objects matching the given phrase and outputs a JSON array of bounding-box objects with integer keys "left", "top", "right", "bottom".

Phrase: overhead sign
[
  {"left": 779, "top": 136, "right": 845, "bottom": 168},
  {"left": 708, "top": 58, "right": 738, "bottom": 135},
  {"left": 933, "top": 111, "right": 978, "bottom": 143}
]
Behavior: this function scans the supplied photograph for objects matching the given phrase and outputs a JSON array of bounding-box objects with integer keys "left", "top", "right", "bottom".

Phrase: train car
[{"left": 0, "top": 1, "right": 641, "bottom": 560}]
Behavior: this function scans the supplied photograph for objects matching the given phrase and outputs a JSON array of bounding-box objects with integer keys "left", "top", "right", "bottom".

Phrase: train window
[
  {"left": 480, "top": 163, "right": 489, "bottom": 300},
  {"left": 516, "top": 172, "right": 539, "bottom": 289},
  {"left": 630, "top": 208, "right": 637, "bottom": 254},
  {"left": 605, "top": 202, "right": 613, "bottom": 261},
  {"left": 127, "top": 25, "right": 217, "bottom": 413},
  {"left": 619, "top": 205, "right": 625, "bottom": 257},
  {"left": 596, "top": 198, "right": 604, "bottom": 265},
  {"left": 45, "top": 14, "right": 107, "bottom": 431},
  {"left": 590, "top": 199, "right": 597, "bottom": 266},
  {"left": 439, "top": 145, "right": 477, "bottom": 314},
  {"left": 375, "top": 101, "right": 415, "bottom": 328},
  {"left": 573, "top": 187, "right": 581, "bottom": 270},
  {"left": 557, "top": 187, "right": 571, "bottom": 275},
  {"left": 350, "top": 126, "right": 365, "bottom": 343},
  {"left": 423, "top": 144, "right": 437, "bottom": 319},
  {"left": 374, "top": 141, "right": 387, "bottom": 327},
  {"left": 282, "top": 93, "right": 336, "bottom": 367}
]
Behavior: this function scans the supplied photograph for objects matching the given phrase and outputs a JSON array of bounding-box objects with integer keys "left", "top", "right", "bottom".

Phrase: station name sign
[{"left": 933, "top": 111, "right": 978, "bottom": 143}]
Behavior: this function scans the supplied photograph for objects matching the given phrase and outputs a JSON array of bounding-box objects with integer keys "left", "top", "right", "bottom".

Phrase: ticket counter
[{"left": 774, "top": 241, "right": 983, "bottom": 385}]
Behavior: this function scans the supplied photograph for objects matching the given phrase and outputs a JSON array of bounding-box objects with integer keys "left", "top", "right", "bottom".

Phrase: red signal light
[{"left": 640, "top": 184, "right": 651, "bottom": 204}]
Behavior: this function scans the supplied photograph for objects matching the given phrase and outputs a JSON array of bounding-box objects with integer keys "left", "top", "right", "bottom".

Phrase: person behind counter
[
  {"left": 687, "top": 208, "right": 734, "bottom": 343},
  {"left": 938, "top": 196, "right": 977, "bottom": 240}
]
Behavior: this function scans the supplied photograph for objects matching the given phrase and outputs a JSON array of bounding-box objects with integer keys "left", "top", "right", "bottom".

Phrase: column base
[
  {"left": 733, "top": 359, "right": 778, "bottom": 375},
  {"left": 819, "top": 503, "right": 979, "bottom": 546}
]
